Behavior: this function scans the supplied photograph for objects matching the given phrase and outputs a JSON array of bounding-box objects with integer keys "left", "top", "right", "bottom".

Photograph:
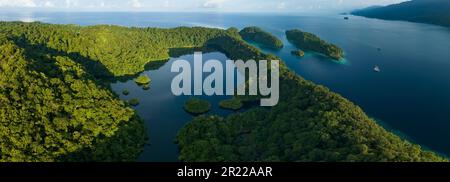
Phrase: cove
[{"left": 111, "top": 52, "right": 245, "bottom": 162}]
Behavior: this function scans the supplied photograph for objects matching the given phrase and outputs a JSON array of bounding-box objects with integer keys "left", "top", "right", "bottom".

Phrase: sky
[{"left": 0, "top": 0, "right": 407, "bottom": 13}]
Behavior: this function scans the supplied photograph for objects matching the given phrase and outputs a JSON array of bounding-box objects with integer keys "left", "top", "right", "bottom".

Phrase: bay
[{"left": 2, "top": 11, "right": 450, "bottom": 160}]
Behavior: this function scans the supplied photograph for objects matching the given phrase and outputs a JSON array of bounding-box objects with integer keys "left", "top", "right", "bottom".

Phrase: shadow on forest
[
  {"left": 11, "top": 35, "right": 230, "bottom": 87},
  {"left": 11, "top": 36, "right": 220, "bottom": 84},
  {"left": 10, "top": 36, "right": 147, "bottom": 161},
  {"left": 114, "top": 47, "right": 219, "bottom": 82},
  {"left": 7, "top": 36, "right": 232, "bottom": 161},
  {"left": 8, "top": 35, "right": 260, "bottom": 161},
  {"left": 12, "top": 36, "right": 116, "bottom": 84}
]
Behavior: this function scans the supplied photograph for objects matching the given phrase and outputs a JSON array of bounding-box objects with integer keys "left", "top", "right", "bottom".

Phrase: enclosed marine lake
[
  {"left": 111, "top": 52, "right": 245, "bottom": 162},
  {"left": 2, "top": 12, "right": 450, "bottom": 160}
]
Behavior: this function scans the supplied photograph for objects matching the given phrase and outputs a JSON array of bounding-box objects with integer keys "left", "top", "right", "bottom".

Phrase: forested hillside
[
  {"left": 239, "top": 26, "right": 284, "bottom": 50},
  {"left": 177, "top": 71, "right": 446, "bottom": 162},
  {"left": 0, "top": 22, "right": 239, "bottom": 161},
  {"left": 178, "top": 28, "right": 446, "bottom": 162},
  {"left": 0, "top": 22, "right": 235, "bottom": 77},
  {"left": 0, "top": 22, "right": 446, "bottom": 162},
  {"left": 352, "top": 0, "right": 450, "bottom": 28},
  {"left": 0, "top": 33, "right": 146, "bottom": 162}
]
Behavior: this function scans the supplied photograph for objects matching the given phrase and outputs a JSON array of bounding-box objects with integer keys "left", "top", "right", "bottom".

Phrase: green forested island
[
  {"left": 286, "top": 29, "right": 344, "bottom": 60},
  {"left": 219, "top": 98, "right": 243, "bottom": 111},
  {"left": 291, "top": 50, "right": 305, "bottom": 57},
  {"left": 129, "top": 98, "right": 140, "bottom": 106},
  {"left": 239, "top": 26, "right": 284, "bottom": 50},
  {"left": 0, "top": 22, "right": 446, "bottom": 162},
  {"left": 135, "top": 74, "right": 151, "bottom": 90},
  {"left": 135, "top": 74, "right": 151, "bottom": 85},
  {"left": 351, "top": 0, "right": 450, "bottom": 28},
  {"left": 184, "top": 98, "right": 211, "bottom": 115},
  {"left": 122, "top": 89, "right": 130, "bottom": 95}
]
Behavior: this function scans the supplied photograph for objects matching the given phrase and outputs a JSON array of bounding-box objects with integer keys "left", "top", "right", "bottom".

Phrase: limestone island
[
  {"left": 143, "top": 84, "right": 150, "bottom": 90},
  {"left": 184, "top": 98, "right": 211, "bottom": 115},
  {"left": 122, "top": 89, "right": 130, "bottom": 95},
  {"left": 135, "top": 74, "right": 151, "bottom": 90},
  {"left": 135, "top": 74, "right": 151, "bottom": 85},
  {"left": 219, "top": 98, "right": 243, "bottom": 111},
  {"left": 129, "top": 98, "right": 140, "bottom": 106},
  {"left": 286, "top": 29, "right": 344, "bottom": 60},
  {"left": 291, "top": 50, "right": 305, "bottom": 57},
  {"left": 240, "top": 26, "right": 284, "bottom": 50}
]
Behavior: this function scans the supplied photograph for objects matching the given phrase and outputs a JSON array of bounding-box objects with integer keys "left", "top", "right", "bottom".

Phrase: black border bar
[{"left": 0, "top": 163, "right": 449, "bottom": 180}]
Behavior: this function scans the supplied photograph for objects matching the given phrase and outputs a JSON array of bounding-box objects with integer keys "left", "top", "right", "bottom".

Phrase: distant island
[
  {"left": 286, "top": 29, "right": 344, "bottom": 60},
  {"left": 239, "top": 26, "right": 284, "bottom": 50},
  {"left": 352, "top": 0, "right": 450, "bottom": 28}
]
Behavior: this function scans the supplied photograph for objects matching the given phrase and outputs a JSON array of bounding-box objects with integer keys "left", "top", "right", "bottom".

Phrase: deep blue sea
[{"left": 2, "top": 12, "right": 450, "bottom": 161}]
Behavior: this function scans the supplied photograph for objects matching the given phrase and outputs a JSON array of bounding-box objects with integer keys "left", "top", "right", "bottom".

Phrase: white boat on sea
[{"left": 374, "top": 66, "right": 381, "bottom": 72}]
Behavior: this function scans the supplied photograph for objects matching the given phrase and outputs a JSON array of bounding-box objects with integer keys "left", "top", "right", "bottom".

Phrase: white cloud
[
  {"left": 43, "top": 1, "right": 55, "bottom": 7},
  {"left": 65, "top": 0, "right": 78, "bottom": 8},
  {"left": 277, "top": 2, "right": 286, "bottom": 9},
  {"left": 0, "top": 0, "right": 410, "bottom": 12},
  {"left": 0, "top": 0, "right": 37, "bottom": 7},
  {"left": 131, "top": 0, "right": 142, "bottom": 8},
  {"left": 163, "top": 0, "right": 170, "bottom": 8},
  {"left": 202, "top": 0, "right": 228, "bottom": 8}
]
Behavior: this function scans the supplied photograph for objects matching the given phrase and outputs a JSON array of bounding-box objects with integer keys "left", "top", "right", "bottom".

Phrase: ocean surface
[{"left": 2, "top": 12, "right": 450, "bottom": 161}]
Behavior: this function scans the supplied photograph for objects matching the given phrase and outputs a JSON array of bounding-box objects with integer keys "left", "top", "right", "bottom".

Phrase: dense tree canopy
[
  {"left": 0, "top": 22, "right": 241, "bottom": 161},
  {"left": 0, "top": 21, "right": 446, "bottom": 162},
  {"left": 0, "top": 22, "right": 235, "bottom": 78},
  {"left": 0, "top": 34, "right": 146, "bottom": 162},
  {"left": 177, "top": 73, "right": 447, "bottom": 162},
  {"left": 177, "top": 30, "right": 446, "bottom": 162}
]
